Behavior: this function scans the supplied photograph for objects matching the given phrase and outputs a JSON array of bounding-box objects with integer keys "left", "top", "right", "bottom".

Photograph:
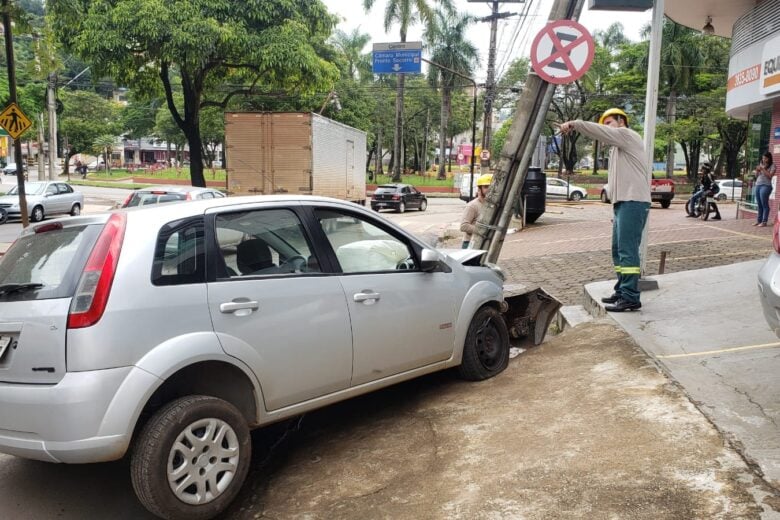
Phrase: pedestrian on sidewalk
[
  {"left": 754, "top": 151, "right": 775, "bottom": 227},
  {"left": 460, "top": 173, "right": 492, "bottom": 249},
  {"left": 558, "top": 108, "right": 650, "bottom": 312}
]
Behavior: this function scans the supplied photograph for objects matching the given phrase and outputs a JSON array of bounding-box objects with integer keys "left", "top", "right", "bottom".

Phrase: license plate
[{"left": 0, "top": 336, "right": 11, "bottom": 360}]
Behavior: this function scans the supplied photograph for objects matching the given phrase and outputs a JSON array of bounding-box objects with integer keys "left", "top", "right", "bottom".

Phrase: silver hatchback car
[
  {"left": 0, "top": 181, "right": 84, "bottom": 221},
  {"left": 0, "top": 195, "right": 510, "bottom": 519}
]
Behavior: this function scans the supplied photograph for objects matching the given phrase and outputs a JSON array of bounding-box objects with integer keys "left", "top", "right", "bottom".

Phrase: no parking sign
[{"left": 530, "top": 19, "right": 595, "bottom": 85}]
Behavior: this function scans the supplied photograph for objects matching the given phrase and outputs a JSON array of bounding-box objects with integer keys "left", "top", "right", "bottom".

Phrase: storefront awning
[{"left": 665, "top": 0, "right": 754, "bottom": 38}]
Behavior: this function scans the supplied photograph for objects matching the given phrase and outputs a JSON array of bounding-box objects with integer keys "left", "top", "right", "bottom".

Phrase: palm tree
[
  {"left": 643, "top": 19, "right": 701, "bottom": 178},
  {"left": 426, "top": 10, "right": 478, "bottom": 180},
  {"left": 363, "top": 0, "right": 453, "bottom": 182},
  {"left": 331, "top": 28, "right": 372, "bottom": 82},
  {"left": 93, "top": 134, "right": 116, "bottom": 174}
]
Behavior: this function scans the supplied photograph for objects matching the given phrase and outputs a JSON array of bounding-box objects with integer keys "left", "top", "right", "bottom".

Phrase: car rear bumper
[
  {"left": 0, "top": 366, "right": 160, "bottom": 463},
  {"left": 758, "top": 252, "right": 780, "bottom": 337},
  {"left": 371, "top": 201, "right": 400, "bottom": 210}
]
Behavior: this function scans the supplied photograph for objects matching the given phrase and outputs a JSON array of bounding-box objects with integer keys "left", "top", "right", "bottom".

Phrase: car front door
[
  {"left": 206, "top": 205, "right": 353, "bottom": 411},
  {"left": 43, "top": 183, "right": 64, "bottom": 214},
  {"left": 311, "top": 206, "right": 457, "bottom": 386},
  {"left": 547, "top": 178, "right": 565, "bottom": 198}
]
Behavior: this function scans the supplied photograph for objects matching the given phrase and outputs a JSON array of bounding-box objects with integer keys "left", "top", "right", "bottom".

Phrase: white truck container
[{"left": 224, "top": 112, "right": 367, "bottom": 203}]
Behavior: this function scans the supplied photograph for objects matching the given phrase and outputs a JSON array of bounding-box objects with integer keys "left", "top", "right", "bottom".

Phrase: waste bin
[{"left": 520, "top": 167, "right": 546, "bottom": 224}]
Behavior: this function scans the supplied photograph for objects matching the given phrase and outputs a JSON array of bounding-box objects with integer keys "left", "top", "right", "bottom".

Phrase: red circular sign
[{"left": 530, "top": 19, "right": 595, "bottom": 85}]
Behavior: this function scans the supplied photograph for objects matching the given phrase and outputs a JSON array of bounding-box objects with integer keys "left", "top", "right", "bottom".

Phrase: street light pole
[{"left": 421, "top": 58, "right": 478, "bottom": 200}]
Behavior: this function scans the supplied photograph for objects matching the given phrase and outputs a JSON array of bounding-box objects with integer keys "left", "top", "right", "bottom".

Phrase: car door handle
[
  {"left": 219, "top": 300, "right": 259, "bottom": 314},
  {"left": 354, "top": 292, "right": 381, "bottom": 303}
]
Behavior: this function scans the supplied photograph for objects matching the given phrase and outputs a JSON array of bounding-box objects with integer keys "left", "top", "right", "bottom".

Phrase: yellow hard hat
[
  {"left": 476, "top": 173, "right": 493, "bottom": 186},
  {"left": 598, "top": 108, "right": 629, "bottom": 125}
]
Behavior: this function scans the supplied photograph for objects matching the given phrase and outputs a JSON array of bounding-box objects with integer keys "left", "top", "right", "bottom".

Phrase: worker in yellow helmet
[
  {"left": 557, "top": 108, "right": 651, "bottom": 312},
  {"left": 460, "top": 173, "right": 493, "bottom": 248}
]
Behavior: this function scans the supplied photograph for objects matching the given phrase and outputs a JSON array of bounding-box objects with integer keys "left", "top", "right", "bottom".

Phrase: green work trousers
[{"left": 611, "top": 201, "right": 650, "bottom": 303}]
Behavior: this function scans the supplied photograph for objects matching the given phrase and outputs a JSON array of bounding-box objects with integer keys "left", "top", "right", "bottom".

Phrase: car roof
[
  {"left": 377, "top": 183, "right": 409, "bottom": 189},
  {"left": 134, "top": 185, "right": 217, "bottom": 194}
]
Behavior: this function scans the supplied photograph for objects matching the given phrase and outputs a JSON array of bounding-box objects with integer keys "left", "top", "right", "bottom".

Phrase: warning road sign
[
  {"left": 0, "top": 102, "right": 32, "bottom": 139},
  {"left": 530, "top": 19, "right": 594, "bottom": 85}
]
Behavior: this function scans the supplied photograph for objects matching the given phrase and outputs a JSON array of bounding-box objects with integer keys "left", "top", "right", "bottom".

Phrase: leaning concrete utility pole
[
  {"left": 2, "top": 0, "right": 29, "bottom": 227},
  {"left": 471, "top": 0, "right": 585, "bottom": 262}
]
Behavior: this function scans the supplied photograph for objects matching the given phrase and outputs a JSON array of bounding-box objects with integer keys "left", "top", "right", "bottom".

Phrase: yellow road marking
[
  {"left": 657, "top": 341, "right": 780, "bottom": 359},
  {"left": 701, "top": 224, "right": 773, "bottom": 241}
]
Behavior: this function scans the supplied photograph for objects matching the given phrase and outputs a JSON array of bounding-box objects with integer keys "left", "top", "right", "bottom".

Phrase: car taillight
[
  {"left": 121, "top": 193, "right": 133, "bottom": 207},
  {"left": 68, "top": 213, "right": 126, "bottom": 329},
  {"left": 392, "top": 194, "right": 400, "bottom": 200},
  {"left": 774, "top": 210, "right": 780, "bottom": 254}
]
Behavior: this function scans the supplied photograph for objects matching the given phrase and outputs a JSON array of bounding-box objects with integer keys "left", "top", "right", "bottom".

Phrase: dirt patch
[{"left": 236, "top": 322, "right": 763, "bottom": 519}]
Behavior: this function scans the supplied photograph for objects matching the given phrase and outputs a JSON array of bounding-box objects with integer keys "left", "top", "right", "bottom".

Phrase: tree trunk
[
  {"left": 375, "top": 124, "right": 383, "bottom": 176},
  {"left": 392, "top": 72, "right": 405, "bottom": 182},
  {"left": 592, "top": 141, "right": 599, "bottom": 175},
  {"left": 665, "top": 90, "right": 677, "bottom": 179},
  {"left": 437, "top": 89, "right": 450, "bottom": 180}
]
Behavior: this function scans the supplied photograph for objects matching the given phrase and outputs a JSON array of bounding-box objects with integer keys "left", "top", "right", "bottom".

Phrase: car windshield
[
  {"left": 7, "top": 182, "right": 45, "bottom": 196},
  {"left": 0, "top": 224, "right": 102, "bottom": 301},
  {"left": 126, "top": 192, "right": 187, "bottom": 207}
]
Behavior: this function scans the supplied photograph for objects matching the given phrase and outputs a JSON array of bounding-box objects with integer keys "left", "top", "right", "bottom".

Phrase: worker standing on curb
[
  {"left": 460, "top": 173, "right": 493, "bottom": 249},
  {"left": 557, "top": 108, "right": 651, "bottom": 312}
]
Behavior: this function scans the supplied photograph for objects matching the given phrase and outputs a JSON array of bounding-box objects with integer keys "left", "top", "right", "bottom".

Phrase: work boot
[
  {"left": 601, "top": 293, "right": 620, "bottom": 304},
  {"left": 605, "top": 298, "right": 641, "bottom": 312}
]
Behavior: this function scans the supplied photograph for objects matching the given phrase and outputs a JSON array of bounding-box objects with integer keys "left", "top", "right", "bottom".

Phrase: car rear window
[
  {"left": 126, "top": 192, "right": 187, "bottom": 207},
  {"left": 375, "top": 186, "right": 399, "bottom": 194},
  {"left": 0, "top": 224, "right": 102, "bottom": 301}
]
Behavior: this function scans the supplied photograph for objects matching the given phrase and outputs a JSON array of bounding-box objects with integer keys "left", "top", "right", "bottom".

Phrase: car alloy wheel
[{"left": 31, "top": 205, "right": 44, "bottom": 222}]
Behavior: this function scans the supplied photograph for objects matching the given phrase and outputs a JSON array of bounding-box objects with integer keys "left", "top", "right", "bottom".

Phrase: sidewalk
[{"left": 583, "top": 260, "right": 780, "bottom": 505}]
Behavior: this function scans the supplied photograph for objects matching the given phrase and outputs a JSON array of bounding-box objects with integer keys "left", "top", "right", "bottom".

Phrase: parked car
[
  {"left": 0, "top": 195, "right": 509, "bottom": 519},
  {"left": 600, "top": 177, "right": 675, "bottom": 208},
  {"left": 546, "top": 177, "right": 587, "bottom": 201},
  {"left": 2, "top": 162, "right": 27, "bottom": 176},
  {"left": 0, "top": 181, "right": 83, "bottom": 221},
  {"left": 121, "top": 185, "right": 226, "bottom": 208},
  {"left": 758, "top": 212, "right": 780, "bottom": 337},
  {"left": 370, "top": 183, "right": 427, "bottom": 212},
  {"left": 715, "top": 179, "right": 743, "bottom": 201}
]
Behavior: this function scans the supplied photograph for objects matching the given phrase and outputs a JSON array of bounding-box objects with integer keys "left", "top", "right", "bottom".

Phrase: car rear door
[
  {"left": 309, "top": 205, "right": 457, "bottom": 386},
  {"left": 206, "top": 203, "right": 353, "bottom": 411}
]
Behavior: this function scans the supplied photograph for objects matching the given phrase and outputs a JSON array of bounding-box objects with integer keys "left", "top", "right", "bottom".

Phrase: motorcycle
[{"left": 686, "top": 184, "right": 721, "bottom": 221}]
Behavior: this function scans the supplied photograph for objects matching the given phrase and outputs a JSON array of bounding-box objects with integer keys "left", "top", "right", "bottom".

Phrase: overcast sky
[{"left": 321, "top": 0, "right": 653, "bottom": 82}]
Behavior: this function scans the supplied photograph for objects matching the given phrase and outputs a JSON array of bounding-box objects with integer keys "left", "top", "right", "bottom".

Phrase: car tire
[
  {"left": 716, "top": 194, "right": 726, "bottom": 201},
  {"left": 130, "top": 395, "right": 251, "bottom": 520},
  {"left": 398, "top": 201, "right": 405, "bottom": 213},
  {"left": 458, "top": 305, "right": 510, "bottom": 381},
  {"left": 600, "top": 190, "right": 609, "bottom": 203},
  {"left": 419, "top": 199, "right": 427, "bottom": 211},
  {"left": 0, "top": 208, "right": 6, "bottom": 225},
  {"left": 660, "top": 200, "right": 671, "bottom": 209},
  {"left": 30, "top": 205, "right": 44, "bottom": 222},
  {"left": 570, "top": 192, "right": 583, "bottom": 201},
  {"left": 70, "top": 204, "right": 81, "bottom": 216}
]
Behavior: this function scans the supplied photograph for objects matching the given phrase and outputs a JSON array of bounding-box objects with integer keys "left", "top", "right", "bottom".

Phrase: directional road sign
[
  {"left": 0, "top": 102, "right": 32, "bottom": 139},
  {"left": 530, "top": 20, "right": 595, "bottom": 85},
  {"left": 372, "top": 42, "right": 422, "bottom": 74}
]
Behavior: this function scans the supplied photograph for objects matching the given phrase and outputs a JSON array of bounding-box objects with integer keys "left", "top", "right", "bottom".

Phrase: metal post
[
  {"left": 2, "top": 0, "right": 28, "bottom": 227},
  {"left": 47, "top": 72, "right": 58, "bottom": 181},
  {"left": 469, "top": 84, "right": 477, "bottom": 200},
  {"left": 639, "top": 0, "right": 664, "bottom": 289}
]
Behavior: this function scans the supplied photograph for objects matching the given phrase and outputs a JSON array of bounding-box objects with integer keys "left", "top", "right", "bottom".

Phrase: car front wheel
[
  {"left": 30, "top": 205, "right": 44, "bottom": 222},
  {"left": 458, "top": 305, "right": 510, "bottom": 381},
  {"left": 419, "top": 199, "right": 427, "bottom": 211},
  {"left": 570, "top": 192, "right": 583, "bottom": 201},
  {"left": 600, "top": 190, "right": 609, "bottom": 203},
  {"left": 131, "top": 395, "right": 251, "bottom": 520}
]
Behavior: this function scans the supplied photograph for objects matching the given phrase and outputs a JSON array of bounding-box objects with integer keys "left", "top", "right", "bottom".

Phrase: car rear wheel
[
  {"left": 660, "top": 200, "right": 671, "bottom": 209},
  {"left": 398, "top": 201, "right": 405, "bottom": 213},
  {"left": 0, "top": 208, "right": 6, "bottom": 225},
  {"left": 600, "top": 190, "right": 609, "bottom": 203},
  {"left": 419, "top": 199, "right": 427, "bottom": 211},
  {"left": 131, "top": 395, "right": 251, "bottom": 520},
  {"left": 716, "top": 194, "right": 726, "bottom": 201},
  {"left": 30, "top": 205, "right": 44, "bottom": 222},
  {"left": 458, "top": 306, "right": 510, "bottom": 381},
  {"left": 70, "top": 204, "right": 81, "bottom": 216}
]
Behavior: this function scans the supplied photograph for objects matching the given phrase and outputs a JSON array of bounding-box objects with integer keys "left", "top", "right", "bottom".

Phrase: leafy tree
[
  {"left": 58, "top": 90, "right": 121, "bottom": 174},
  {"left": 49, "top": 0, "right": 340, "bottom": 187},
  {"left": 330, "top": 28, "right": 372, "bottom": 82},
  {"left": 93, "top": 134, "right": 116, "bottom": 173},
  {"left": 493, "top": 58, "right": 528, "bottom": 117},
  {"left": 363, "top": 0, "right": 453, "bottom": 181},
  {"left": 426, "top": 9, "right": 477, "bottom": 179}
]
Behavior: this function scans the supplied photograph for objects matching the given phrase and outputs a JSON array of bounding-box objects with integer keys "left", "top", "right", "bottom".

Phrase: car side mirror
[{"left": 420, "top": 248, "right": 448, "bottom": 273}]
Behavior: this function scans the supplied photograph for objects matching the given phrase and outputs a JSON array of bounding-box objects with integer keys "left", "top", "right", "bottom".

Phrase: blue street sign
[{"left": 372, "top": 42, "right": 422, "bottom": 74}]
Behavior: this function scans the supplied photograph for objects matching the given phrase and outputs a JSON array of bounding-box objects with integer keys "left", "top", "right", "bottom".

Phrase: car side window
[
  {"left": 215, "top": 208, "right": 320, "bottom": 278},
  {"left": 46, "top": 185, "right": 58, "bottom": 196},
  {"left": 314, "top": 208, "right": 417, "bottom": 273},
  {"left": 151, "top": 218, "right": 205, "bottom": 286},
  {"left": 198, "top": 192, "right": 214, "bottom": 200}
]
